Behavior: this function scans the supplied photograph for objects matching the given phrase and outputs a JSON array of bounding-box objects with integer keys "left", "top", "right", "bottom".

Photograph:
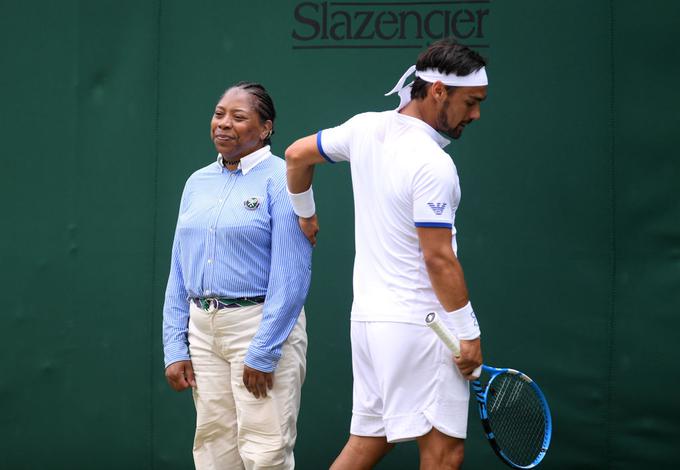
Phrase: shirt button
[
  {"left": 204, "top": 290, "right": 210, "bottom": 296},
  {"left": 207, "top": 259, "right": 213, "bottom": 264}
]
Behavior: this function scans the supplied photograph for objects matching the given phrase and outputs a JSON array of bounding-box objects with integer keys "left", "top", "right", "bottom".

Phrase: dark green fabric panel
[
  {"left": 67, "top": 1, "right": 159, "bottom": 467},
  {"left": 0, "top": 0, "right": 159, "bottom": 468},
  {"left": 611, "top": 1, "right": 680, "bottom": 468},
  {"left": 0, "top": 2, "right": 80, "bottom": 468}
]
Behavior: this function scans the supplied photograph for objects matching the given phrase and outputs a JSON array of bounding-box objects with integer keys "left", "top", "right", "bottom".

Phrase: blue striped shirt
[{"left": 162, "top": 146, "right": 312, "bottom": 372}]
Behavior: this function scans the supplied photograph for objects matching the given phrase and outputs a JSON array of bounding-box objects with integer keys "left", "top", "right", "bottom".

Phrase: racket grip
[
  {"left": 426, "top": 312, "right": 482, "bottom": 380},
  {"left": 471, "top": 365, "right": 482, "bottom": 380},
  {"left": 425, "top": 312, "right": 461, "bottom": 355}
]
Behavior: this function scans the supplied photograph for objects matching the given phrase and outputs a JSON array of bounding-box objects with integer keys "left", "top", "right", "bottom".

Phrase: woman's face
[{"left": 210, "top": 88, "right": 272, "bottom": 161}]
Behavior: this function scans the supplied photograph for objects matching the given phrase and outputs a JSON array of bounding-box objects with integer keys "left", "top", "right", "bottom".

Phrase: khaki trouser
[{"left": 188, "top": 302, "right": 307, "bottom": 469}]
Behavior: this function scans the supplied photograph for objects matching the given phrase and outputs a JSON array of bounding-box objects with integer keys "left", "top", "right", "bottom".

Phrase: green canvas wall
[{"left": 1, "top": 1, "right": 678, "bottom": 468}]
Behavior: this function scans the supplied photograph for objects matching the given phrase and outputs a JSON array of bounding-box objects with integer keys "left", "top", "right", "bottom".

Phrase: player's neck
[{"left": 399, "top": 99, "right": 437, "bottom": 130}]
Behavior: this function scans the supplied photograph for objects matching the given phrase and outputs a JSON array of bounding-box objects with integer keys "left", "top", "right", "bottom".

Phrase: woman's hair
[
  {"left": 223, "top": 81, "right": 277, "bottom": 145},
  {"left": 411, "top": 38, "right": 487, "bottom": 100}
]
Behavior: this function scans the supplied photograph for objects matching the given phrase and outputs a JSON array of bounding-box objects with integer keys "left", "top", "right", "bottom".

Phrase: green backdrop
[{"left": 1, "top": 1, "right": 678, "bottom": 468}]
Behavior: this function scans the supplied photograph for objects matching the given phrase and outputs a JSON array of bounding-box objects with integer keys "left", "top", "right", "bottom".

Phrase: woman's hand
[
  {"left": 243, "top": 364, "right": 274, "bottom": 398},
  {"left": 165, "top": 360, "right": 197, "bottom": 391},
  {"left": 299, "top": 214, "right": 319, "bottom": 247}
]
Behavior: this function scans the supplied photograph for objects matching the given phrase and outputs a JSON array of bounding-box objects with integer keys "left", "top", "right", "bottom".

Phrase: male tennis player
[{"left": 286, "top": 38, "right": 487, "bottom": 469}]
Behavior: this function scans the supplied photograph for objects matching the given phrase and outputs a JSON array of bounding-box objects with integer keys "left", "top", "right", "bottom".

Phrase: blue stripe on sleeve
[
  {"left": 414, "top": 222, "right": 453, "bottom": 229},
  {"left": 316, "top": 130, "right": 336, "bottom": 164}
]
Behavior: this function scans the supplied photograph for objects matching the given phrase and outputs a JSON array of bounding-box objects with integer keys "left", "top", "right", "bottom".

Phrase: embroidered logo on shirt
[
  {"left": 427, "top": 202, "right": 447, "bottom": 215},
  {"left": 244, "top": 197, "right": 261, "bottom": 210}
]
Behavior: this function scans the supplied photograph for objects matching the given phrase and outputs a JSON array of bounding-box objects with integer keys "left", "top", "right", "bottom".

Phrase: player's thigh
[
  {"left": 365, "top": 322, "right": 469, "bottom": 441},
  {"left": 417, "top": 427, "right": 465, "bottom": 467},
  {"left": 365, "top": 321, "right": 447, "bottom": 409}
]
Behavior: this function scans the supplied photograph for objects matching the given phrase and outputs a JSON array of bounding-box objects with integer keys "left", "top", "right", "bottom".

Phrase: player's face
[
  {"left": 210, "top": 88, "right": 271, "bottom": 161},
  {"left": 436, "top": 86, "right": 487, "bottom": 139}
]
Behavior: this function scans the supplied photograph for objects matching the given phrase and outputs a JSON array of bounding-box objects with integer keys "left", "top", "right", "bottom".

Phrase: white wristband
[
  {"left": 288, "top": 185, "right": 316, "bottom": 218},
  {"left": 446, "top": 301, "right": 481, "bottom": 340}
]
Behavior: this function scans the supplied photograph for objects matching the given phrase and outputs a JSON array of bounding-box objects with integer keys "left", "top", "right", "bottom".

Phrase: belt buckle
[{"left": 199, "top": 298, "right": 214, "bottom": 310}]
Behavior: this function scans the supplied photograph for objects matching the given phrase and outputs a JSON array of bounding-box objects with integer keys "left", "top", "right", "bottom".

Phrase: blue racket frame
[{"left": 471, "top": 365, "right": 553, "bottom": 469}]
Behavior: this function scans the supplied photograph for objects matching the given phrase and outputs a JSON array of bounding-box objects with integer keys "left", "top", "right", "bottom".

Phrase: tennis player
[{"left": 285, "top": 38, "right": 487, "bottom": 469}]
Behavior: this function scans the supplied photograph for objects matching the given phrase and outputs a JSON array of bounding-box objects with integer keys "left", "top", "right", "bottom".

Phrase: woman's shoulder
[
  {"left": 257, "top": 153, "right": 286, "bottom": 177},
  {"left": 184, "top": 160, "right": 221, "bottom": 185}
]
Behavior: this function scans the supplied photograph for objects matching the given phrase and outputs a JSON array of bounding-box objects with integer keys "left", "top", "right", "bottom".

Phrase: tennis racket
[{"left": 425, "top": 311, "right": 552, "bottom": 469}]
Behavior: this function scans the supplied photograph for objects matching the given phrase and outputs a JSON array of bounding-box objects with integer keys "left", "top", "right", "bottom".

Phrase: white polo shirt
[{"left": 318, "top": 110, "right": 461, "bottom": 324}]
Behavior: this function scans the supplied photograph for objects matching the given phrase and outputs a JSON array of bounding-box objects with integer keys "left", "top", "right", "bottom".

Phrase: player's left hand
[
  {"left": 299, "top": 214, "right": 319, "bottom": 247},
  {"left": 243, "top": 364, "right": 274, "bottom": 398}
]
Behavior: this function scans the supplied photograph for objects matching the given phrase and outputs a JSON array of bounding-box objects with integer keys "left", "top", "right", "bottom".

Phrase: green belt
[{"left": 193, "top": 296, "right": 266, "bottom": 310}]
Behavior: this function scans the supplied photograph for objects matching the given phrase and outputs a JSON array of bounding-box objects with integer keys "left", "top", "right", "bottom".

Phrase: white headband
[{"left": 385, "top": 65, "right": 488, "bottom": 110}]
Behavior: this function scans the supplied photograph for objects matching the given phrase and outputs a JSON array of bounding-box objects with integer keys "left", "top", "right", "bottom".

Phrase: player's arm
[
  {"left": 285, "top": 134, "right": 327, "bottom": 246},
  {"left": 417, "top": 226, "right": 482, "bottom": 378},
  {"left": 285, "top": 134, "right": 326, "bottom": 192}
]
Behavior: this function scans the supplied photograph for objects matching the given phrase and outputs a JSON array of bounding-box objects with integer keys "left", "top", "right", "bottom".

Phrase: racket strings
[{"left": 485, "top": 373, "right": 547, "bottom": 467}]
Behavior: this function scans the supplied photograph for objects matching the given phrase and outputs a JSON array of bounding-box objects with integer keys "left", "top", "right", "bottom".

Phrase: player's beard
[{"left": 436, "top": 103, "right": 464, "bottom": 140}]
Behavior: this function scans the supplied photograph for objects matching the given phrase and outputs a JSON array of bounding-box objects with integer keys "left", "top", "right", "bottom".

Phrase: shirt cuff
[
  {"left": 316, "top": 130, "right": 336, "bottom": 164},
  {"left": 414, "top": 221, "right": 453, "bottom": 228},
  {"left": 164, "top": 342, "right": 190, "bottom": 368},
  {"left": 244, "top": 346, "right": 281, "bottom": 373}
]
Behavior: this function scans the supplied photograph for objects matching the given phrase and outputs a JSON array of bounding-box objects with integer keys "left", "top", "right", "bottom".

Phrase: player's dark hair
[
  {"left": 224, "top": 81, "right": 276, "bottom": 145},
  {"left": 411, "top": 38, "right": 487, "bottom": 100}
]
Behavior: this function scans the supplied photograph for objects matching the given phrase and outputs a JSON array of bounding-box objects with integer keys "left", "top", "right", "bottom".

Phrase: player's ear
[{"left": 430, "top": 81, "right": 448, "bottom": 103}]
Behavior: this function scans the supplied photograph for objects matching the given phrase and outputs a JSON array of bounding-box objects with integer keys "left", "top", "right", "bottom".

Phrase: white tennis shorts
[{"left": 350, "top": 320, "right": 470, "bottom": 442}]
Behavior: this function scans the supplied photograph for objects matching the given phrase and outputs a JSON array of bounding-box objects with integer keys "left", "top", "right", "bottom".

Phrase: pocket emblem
[{"left": 244, "top": 197, "right": 260, "bottom": 210}]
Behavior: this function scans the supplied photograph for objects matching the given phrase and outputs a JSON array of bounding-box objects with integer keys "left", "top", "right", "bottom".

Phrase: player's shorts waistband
[{"left": 191, "top": 296, "right": 266, "bottom": 310}]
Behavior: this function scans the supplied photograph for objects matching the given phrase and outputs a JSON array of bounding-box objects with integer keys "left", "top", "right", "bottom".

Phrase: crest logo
[
  {"left": 244, "top": 197, "right": 261, "bottom": 210},
  {"left": 427, "top": 202, "right": 447, "bottom": 215}
]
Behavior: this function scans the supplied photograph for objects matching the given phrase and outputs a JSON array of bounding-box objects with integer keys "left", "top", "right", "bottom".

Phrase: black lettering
[
  {"left": 375, "top": 11, "right": 398, "bottom": 40},
  {"left": 398, "top": 10, "right": 423, "bottom": 40},
  {"left": 475, "top": 9, "right": 490, "bottom": 38},
  {"left": 451, "top": 9, "right": 475, "bottom": 39},
  {"left": 292, "top": 2, "right": 320, "bottom": 41},
  {"left": 444, "top": 10, "right": 451, "bottom": 37},
  {"left": 424, "top": 10, "right": 444, "bottom": 39},
  {"left": 354, "top": 11, "right": 375, "bottom": 40},
  {"left": 321, "top": 1, "right": 328, "bottom": 39},
  {"left": 330, "top": 11, "right": 352, "bottom": 40}
]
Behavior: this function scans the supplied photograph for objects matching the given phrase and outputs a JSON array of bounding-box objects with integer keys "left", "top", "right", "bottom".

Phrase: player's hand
[
  {"left": 299, "top": 214, "right": 319, "bottom": 247},
  {"left": 455, "top": 337, "right": 483, "bottom": 380},
  {"left": 165, "top": 360, "right": 197, "bottom": 391},
  {"left": 243, "top": 364, "right": 274, "bottom": 398}
]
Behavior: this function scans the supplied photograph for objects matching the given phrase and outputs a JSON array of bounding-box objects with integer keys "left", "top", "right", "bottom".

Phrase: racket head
[{"left": 473, "top": 367, "right": 552, "bottom": 469}]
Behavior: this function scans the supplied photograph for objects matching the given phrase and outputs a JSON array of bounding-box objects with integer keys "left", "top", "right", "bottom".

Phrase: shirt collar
[
  {"left": 392, "top": 111, "right": 450, "bottom": 149},
  {"left": 217, "top": 145, "right": 271, "bottom": 175}
]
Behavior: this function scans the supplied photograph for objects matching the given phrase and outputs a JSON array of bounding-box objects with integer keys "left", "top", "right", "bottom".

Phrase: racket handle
[
  {"left": 426, "top": 312, "right": 482, "bottom": 380},
  {"left": 471, "top": 365, "right": 482, "bottom": 379},
  {"left": 426, "top": 311, "right": 461, "bottom": 355}
]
